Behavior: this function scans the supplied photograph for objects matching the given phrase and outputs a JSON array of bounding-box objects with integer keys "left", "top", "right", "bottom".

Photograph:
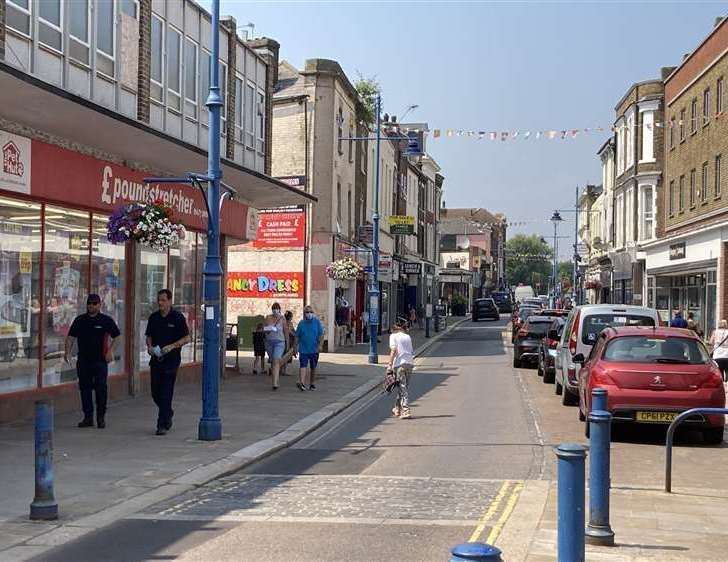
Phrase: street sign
[{"left": 389, "top": 215, "right": 415, "bottom": 235}]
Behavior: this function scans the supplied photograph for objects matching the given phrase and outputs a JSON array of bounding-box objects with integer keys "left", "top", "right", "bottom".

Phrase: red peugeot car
[{"left": 576, "top": 326, "right": 726, "bottom": 443}]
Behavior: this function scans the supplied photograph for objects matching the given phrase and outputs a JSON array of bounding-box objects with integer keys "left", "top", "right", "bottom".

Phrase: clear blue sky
[{"left": 209, "top": 1, "right": 725, "bottom": 256}]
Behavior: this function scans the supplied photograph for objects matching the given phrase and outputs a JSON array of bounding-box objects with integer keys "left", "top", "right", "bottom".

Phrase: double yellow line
[{"left": 468, "top": 480, "right": 524, "bottom": 545}]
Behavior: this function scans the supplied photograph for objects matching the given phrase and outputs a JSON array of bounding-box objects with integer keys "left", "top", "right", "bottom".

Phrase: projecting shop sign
[
  {"left": 389, "top": 215, "right": 415, "bottom": 235},
  {"left": 402, "top": 262, "right": 422, "bottom": 275}
]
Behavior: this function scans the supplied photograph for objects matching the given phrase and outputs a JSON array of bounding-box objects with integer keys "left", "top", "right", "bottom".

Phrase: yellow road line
[
  {"left": 485, "top": 481, "right": 524, "bottom": 545},
  {"left": 467, "top": 480, "right": 512, "bottom": 543}
]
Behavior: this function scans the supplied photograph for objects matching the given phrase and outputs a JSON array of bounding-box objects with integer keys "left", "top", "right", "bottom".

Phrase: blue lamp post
[
  {"left": 368, "top": 95, "right": 382, "bottom": 364},
  {"left": 144, "top": 0, "right": 225, "bottom": 440}
]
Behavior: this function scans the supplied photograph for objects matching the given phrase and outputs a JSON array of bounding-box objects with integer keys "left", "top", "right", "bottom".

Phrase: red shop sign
[
  {"left": 30, "top": 139, "right": 250, "bottom": 238},
  {"left": 253, "top": 206, "right": 305, "bottom": 249},
  {"left": 227, "top": 272, "right": 304, "bottom": 298}
]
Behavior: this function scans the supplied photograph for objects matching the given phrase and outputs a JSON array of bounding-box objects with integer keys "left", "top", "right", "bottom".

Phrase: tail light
[
  {"left": 568, "top": 310, "right": 580, "bottom": 355},
  {"left": 702, "top": 371, "right": 724, "bottom": 389},
  {"left": 518, "top": 328, "right": 528, "bottom": 337},
  {"left": 567, "top": 364, "right": 578, "bottom": 384},
  {"left": 592, "top": 370, "right": 615, "bottom": 387},
  {"left": 548, "top": 339, "right": 558, "bottom": 349}
]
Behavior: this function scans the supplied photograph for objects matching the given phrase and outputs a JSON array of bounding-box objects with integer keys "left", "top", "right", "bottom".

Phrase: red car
[{"left": 576, "top": 326, "right": 726, "bottom": 443}]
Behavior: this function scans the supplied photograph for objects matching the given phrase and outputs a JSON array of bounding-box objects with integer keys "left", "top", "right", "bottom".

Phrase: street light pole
[
  {"left": 368, "top": 94, "right": 382, "bottom": 364},
  {"left": 198, "top": 0, "right": 223, "bottom": 441},
  {"left": 573, "top": 186, "right": 579, "bottom": 305}
]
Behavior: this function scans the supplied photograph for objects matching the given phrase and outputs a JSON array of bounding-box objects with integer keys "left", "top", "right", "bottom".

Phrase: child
[{"left": 252, "top": 322, "right": 266, "bottom": 374}]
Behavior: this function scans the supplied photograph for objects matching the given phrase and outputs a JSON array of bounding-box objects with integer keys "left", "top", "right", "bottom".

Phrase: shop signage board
[
  {"left": 226, "top": 272, "right": 304, "bottom": 298},
  {"left": 402, "top": 262, "right": 422, "bottom": 275},
  {"left": 389, "top": 215, "right": 415, "bottom": 235},
  {"left": 358, "top": 224, "right": 373, "bottom": 244},
  {"left": 253, "top": 206, "right": 305, "bottom": 249},
  {"left": 0, "top": 131, "right": 31, "bottom": 195},
  {"left": 669, "top": 242, "right": 686, "bottom": 261},
  {"left": 276, "top": 175, "right": 306, "bottom": 189}
]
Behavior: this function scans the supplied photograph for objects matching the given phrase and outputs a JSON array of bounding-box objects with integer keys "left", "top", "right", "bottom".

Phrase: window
[
  {"left": 603, "top": 336, "right": 707, "bottom": 364},
  {"left": 347, "top": 188, "right": 352, "bottom": 236},
  {"left": 690, "top": 98, "right": 698, "bottom": 133},
  {"left": 668, "top": 180, "right": 675, "bottom": 216},
  {"left": 257, "top": 91, "right": 265, "bottom": 152},
  {"left": 336, "top": 182, "right": 342, "bottom": 225},
  {"left": 669, "top": 117, "right": 675, "bottom": 148},
  {"left": 717, "top": 154, "right": 723, "bottom": 198},
  {"left": 348, "top": 123, "right": 354, "bottom": 163},
  {"left": 150, "top": 16, "right": 164, "bottom": 102},
  {"left": 38, "top": 0, "right": 62, "bottom": 52},
  {"left": 581, "top": 315, "right": 654, "bottom": 346},
  {"left": 690, "top": 169, "right": 696, "bottom": 207},
  {"left": 337, "top": 107, "right": 344, "bottom": 155},
  {"left": 219, "top": 62, "right": 227, "bottom": 130},
  {"left": 234, "top": 77, "right": 243, "bottom": 141},
  {"left": 96, "top": 0, "right": 115, "bottom": 77},
  {"left": 616, "top": 193, "right": 624, "bottom": 247},
  {"left": 200, "top": 50, "right": 211, "bottom": 115},
  {"left": 679, "top": 175, "right": 685, "bottom": 212},
  {"left": 91, "top": 214, "right": 126, "bottom": 376},
  {"left": 0, "top": 197, "right": 42, "bottom": 392},
  {"left": 702, "top": 162, "right": 709, "bottom": 203},
  {"left": 679, "top": 108, "right": 686, "bottom": 141},
  {"left": 718, "top": 77, "right": 725, "bottom": 115},
  {"left": 6, "top": 0, "right": 31, "bottom": 37},
  {"left": 184, "top": 39, "right": 198, "bottom": 119},
  {"left": 43, "top": 206, "right": 91, "bottom": 387},
  {"left": 703, "top": 89, "right": 711, "bottom": 125},
  {"left": 641, "top": 110, "right": 654, "bottom": 162},
  {"left": 245, "top": 83, "right": 254, "bottom": 146},
  {"left": 67, "top": 0, "right": 90, "bottom": 64},
  {"left": 120, "top": 0, "right": 137, "bottom": 18},
  {"left": 166, "top": 27, "right": 182, "bottom": 111}
]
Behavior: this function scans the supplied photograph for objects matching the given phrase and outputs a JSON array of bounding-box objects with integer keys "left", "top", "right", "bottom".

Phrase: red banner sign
[
  {"left": 227, "top": 272, "right": 304, "bottom": 298},
  {"left": 253, "top": 206, "right": 305, "bottom": 249}
]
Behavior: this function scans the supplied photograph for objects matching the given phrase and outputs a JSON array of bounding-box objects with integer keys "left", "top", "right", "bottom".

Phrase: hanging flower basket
[
  {"left": 584, "top": 279, "right": 602, "bottom": 290},
  {"left": 107, "top": 201, "right": 186, "bottom": 252},
  {"left": 326, "top": 257, "right": 363, "bottom": 280}
]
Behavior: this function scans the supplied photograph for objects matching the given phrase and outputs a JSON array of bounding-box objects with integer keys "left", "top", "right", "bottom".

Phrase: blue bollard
[
  {"left": 29, "top": 400, "right": 58, "bottom": 520},
  {"left": 586, "top": 389, "right": 615, "bottom": 546},
  {"left": 450, "top": 542, "right": 502, "bottom": 561},
  {"left": 555, "top": 443, "right": 586, "bottom": 562}
]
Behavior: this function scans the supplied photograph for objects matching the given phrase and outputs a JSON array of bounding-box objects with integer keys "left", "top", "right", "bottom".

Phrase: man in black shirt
[
  {"left": 65, "top": 293, "right": 121, "bottom": 429},
  {"left": 145, "top": 289, "right": 191, "bottom": 435}
]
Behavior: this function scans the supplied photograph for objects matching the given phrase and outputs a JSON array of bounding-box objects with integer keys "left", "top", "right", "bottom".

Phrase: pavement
[{"left": 0, "top": 317, "right": 466, "bottom": 561}]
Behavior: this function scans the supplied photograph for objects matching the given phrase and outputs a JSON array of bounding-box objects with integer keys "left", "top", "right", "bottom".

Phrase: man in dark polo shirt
[
  {"left": 145, "top": 289, "right": 191, "bottom": 435},
  {"left": 64, "top": 293, "right": 121, "bottom": 429}
]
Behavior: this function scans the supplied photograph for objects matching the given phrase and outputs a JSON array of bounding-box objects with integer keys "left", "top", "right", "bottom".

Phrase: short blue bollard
[
  {"left": 29, "top": 400, "right": 58, "bottom": 520},
  {"left": 586, "top": 389, "right": 615, "bottom": 546},
  {"left": 555, "top": 443, "right": 586, "bottom": 562},
  {"left": 450, "top": 542, "right": 502, "bottom": 561}
]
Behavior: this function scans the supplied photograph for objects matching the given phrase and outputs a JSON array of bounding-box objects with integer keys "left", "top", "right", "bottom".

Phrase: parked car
[
  {"left": 473, "top": 298, "right": 500, "bottom": 322},
  {"left": 522, "top": 297, "right": 544, "bottom": 309},
  {"left": 538, "top": 317, "right": 566, "bottom": 383},
  {"left": 576, "top": 327, "right": 725, "bottom": 443},
  {"left": 514, "top": 316, "right": 557, "bottom": 368},
  {"left": 555, "top": 304, "right": 659, "bottom": 406},
  {"left": 491, "top": 291, "right": 513, "bottom": 313},
  {"left": 514, "top": 285, "right": 536, "bottom": 303},
  {"left": 537, "top": 309, "right": 570, "bottom": 318},
  {"left": 511, "top": 306, "right": 541, "bottom": 343}
]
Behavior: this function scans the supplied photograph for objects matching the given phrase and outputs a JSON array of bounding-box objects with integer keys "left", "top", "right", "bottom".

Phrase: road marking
[
  {"left": 485, "top": 481, "right": 524, "bottom": 545},
  {"left": 467, "top": 480, "right": 512, "bottom": 542},
  {"left": 127, "top": 513, "right": 478, "bottom": 526}
]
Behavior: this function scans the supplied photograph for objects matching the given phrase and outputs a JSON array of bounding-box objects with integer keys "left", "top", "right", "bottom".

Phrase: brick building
[
  {"left": 643, "top": 16, "right": 727, "bottom": 332},
  {"left": 0, "top": 0, "right": 313, "bottom": 421}
]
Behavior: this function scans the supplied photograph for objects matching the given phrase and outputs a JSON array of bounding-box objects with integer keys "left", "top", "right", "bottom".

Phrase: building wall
[{"left": 664, "top": 33, "right": 728, "bottom": 234}]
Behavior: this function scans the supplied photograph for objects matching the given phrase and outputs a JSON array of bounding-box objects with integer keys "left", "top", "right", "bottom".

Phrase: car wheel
[
  {"left": 537, "top": 357, "right": 544, "bottom": 377},
  {"left": 561, "top": 386, "right": 578, "bottom": 406},
  {"left": 703, "top": 427, "right": 724, "bottom": 445},
  {"left": 555, "top": 379, "right": 563, "bottom": 395},
  {"left": 543, "top": 368, "right": 555, "bottom": 384}
]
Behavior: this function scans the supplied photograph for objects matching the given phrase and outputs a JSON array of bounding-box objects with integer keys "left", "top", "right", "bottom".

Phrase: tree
[
  {"left": 506, "top": 235, "right": 552, "bottom": 288},
  {"left": 354, "top": 74, "right": 380, "bottom": 127},
  {"left": 558, "top": 261, "right": 573, "bottom": 288}
]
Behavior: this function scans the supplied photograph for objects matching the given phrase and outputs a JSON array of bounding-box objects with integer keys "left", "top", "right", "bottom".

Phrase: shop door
[{"left": 405, "top": 286, "right": 417, "bottom": 317}]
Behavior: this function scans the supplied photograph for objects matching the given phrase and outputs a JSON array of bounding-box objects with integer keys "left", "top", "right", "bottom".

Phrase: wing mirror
[{"left": 572, "top": 353, "right": 585, "bottom": 364}]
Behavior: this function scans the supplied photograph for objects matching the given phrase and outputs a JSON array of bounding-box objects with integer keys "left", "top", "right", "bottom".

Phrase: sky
[{"left": 207, "top": 0, "right": 726, "bottom": 257}]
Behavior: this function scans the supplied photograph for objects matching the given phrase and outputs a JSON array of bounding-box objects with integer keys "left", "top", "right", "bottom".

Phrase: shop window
[
  {"left": 195, "top": 234, "right": 207, "bottom": 361},
  {"left": 169, "top": 237, "right": 196, "bottom": 364},
  {"left": 43, "top": 206, "right": 91, "bottom": 387},
  {"left": 136, "top": 247, "right": 168, "bottom": 368},
  {"left": 91, "top": 214, "right": 126, "bottom": 376},
  {"left": 0, "top": 197, "right": 42, "bottom": 393}
]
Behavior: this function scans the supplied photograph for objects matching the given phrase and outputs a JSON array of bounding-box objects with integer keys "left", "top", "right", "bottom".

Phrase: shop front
[
  {"left": 0, "top": 132, "right": 257, "bottom": 421},
  {"left": 645, "top": 229, "right": 723, "bottom": 332}
]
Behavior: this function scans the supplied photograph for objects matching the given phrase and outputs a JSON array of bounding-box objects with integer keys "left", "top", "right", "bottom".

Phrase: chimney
[
  {"left": 715, "top": 16, "right": 725, "bottom": 28},
  {"left": 682, "top": 53, "right": 690, "bottom": 62}
]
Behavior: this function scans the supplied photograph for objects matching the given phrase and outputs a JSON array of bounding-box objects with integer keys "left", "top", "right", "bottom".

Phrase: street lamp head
[{"left": 550, "top": 210, "right": 563, "bottom": 223}]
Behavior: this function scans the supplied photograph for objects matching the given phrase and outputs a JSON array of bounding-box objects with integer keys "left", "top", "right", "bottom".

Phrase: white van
[
  {"left": 554, "top": 304, "right": 659, "bottom": 406},
  {"left": 513, "top": 285, "right": 535, "bottom": 304}
]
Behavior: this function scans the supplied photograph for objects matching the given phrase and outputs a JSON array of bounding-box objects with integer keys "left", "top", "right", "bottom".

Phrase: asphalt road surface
[{"left": 32, "top": 316, "right": 544, "bottom": 562}]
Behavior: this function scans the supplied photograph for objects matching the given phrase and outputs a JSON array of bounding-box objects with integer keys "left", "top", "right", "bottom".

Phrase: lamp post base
[
  {"left": 585, "top": 524, "right": 615, "bottom": 546},
  {"left": 198, "top": 417, "right": 222, "bottom": 441},
  {"left": 29, "top": 500, "right": 58, "bottom": 521},
  {"left": 368, "top": 353, "right": 378, "bottom": 364}
]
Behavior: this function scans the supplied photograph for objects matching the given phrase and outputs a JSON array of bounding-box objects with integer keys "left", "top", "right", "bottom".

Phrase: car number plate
[{"left": 636, "top": 411, "right": 677, "bottom": 423}]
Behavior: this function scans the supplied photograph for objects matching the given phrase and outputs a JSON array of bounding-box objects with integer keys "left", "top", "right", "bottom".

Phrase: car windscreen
[
  {"left": 603, "top": 336, "right": 709, "bottom": 364},
  {"left": 518, "top": 308, "right": 540, "bottom": 321},
  {"left": 582, "top": 314, "right": 655, "bottom": 345},
  {"left": 524, "top": 320, "right": 552, "bottom": 336}
]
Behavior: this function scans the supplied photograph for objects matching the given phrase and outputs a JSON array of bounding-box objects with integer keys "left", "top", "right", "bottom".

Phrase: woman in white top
[{"left": 709, "top": 319, "right": 728, "bottom": 381}]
